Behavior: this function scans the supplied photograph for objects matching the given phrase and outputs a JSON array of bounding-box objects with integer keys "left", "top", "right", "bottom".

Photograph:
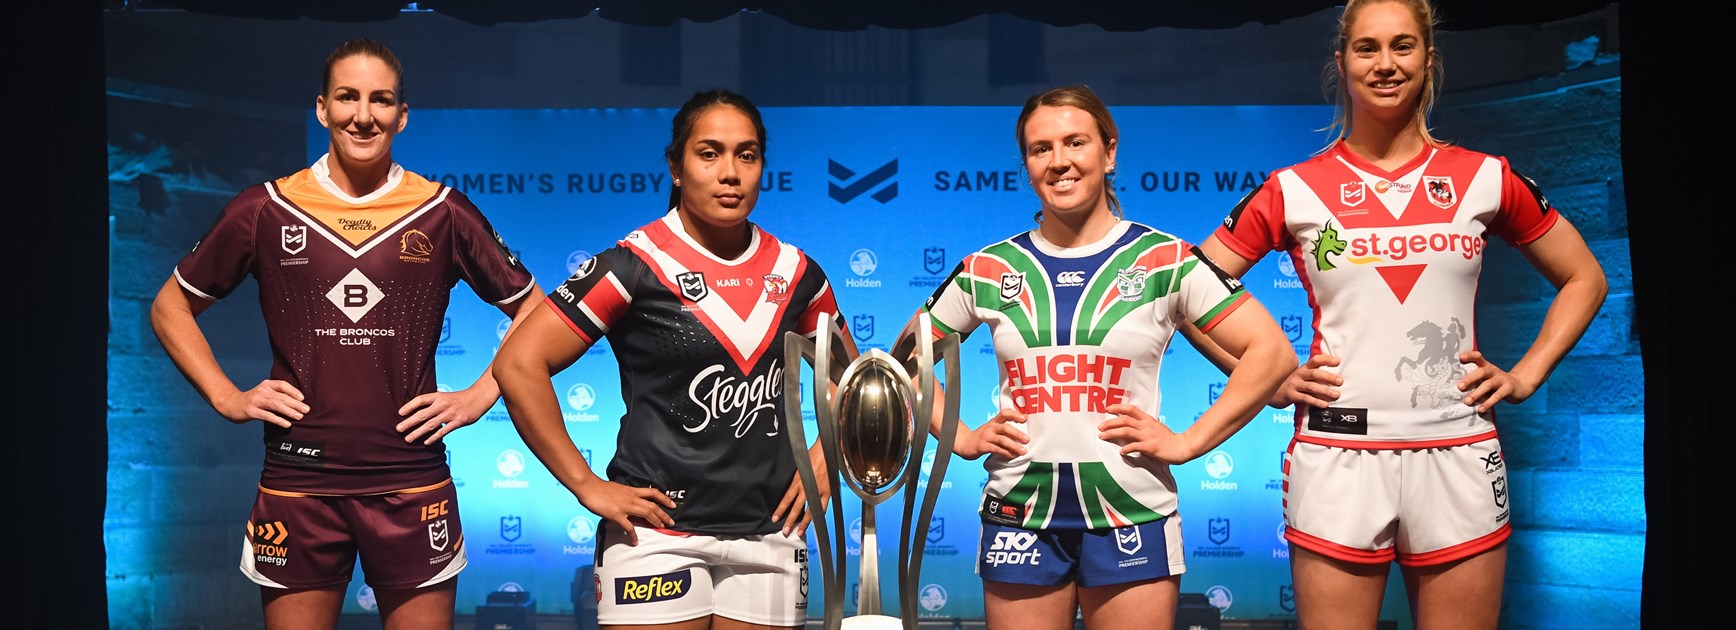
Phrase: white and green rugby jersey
[{"left": 923, "top": 220, "right": 1250, "bottom": 530}]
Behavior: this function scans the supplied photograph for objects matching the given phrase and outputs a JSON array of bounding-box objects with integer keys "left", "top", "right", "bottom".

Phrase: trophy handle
[
  {"left": 897, "top": 312, "right": 963, "bottom": 627},
  {"left": 784, "top": 314, "right": 849, "bottom": 630}
]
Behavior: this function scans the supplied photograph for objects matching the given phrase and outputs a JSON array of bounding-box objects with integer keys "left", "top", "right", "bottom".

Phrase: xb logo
[{"left": 828, "top": 159, "right": 898, "bottom": 204}]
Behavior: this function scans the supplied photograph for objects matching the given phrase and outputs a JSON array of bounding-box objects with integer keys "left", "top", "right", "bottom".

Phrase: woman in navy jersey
[
  {"left": 494, "top": 89, "right": 853, "bottom": 629},
  {"left": 1193, "top": 1, "right": 1608, "bottom": 627},
  {"left": 150, "top": 38, "right": 542, "bottom": 629}
]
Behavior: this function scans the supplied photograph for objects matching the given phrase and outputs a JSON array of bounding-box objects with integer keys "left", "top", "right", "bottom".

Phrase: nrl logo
[
  {"left": 999, "top": 272, "right": 1024, "bottom": 301},
  {"left": 676, "top": 271, "right": 708, "bottom": 301},
  {"left": 281, "top": 225, "right": 307, "bottom": 255}
]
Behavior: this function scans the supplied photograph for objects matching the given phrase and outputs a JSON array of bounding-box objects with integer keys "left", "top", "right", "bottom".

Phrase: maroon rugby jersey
[
  {"left": 546, "top": 211, "right": 841, "bottom": 535},
  {"left": 175, "top": 158, "right": 535, "bottom": 494}
]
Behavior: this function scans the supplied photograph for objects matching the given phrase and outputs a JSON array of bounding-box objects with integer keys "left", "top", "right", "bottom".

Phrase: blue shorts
[{"left": 976, "top": 516, "right": 1186, "bottom": 587}]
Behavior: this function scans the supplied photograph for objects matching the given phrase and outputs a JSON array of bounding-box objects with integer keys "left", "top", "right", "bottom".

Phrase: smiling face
[
  {"left": 1020, "top": 104, "right": 1117, "bottom": 221},
  {"left": 670, "top": 104, "right": 764, "bottom": 234},
  {"left": 1337, "top": 0, "right": 1432, "bottom": 126},
  {"left": 315, "top": 53, "right": 406, "bottom": 172}
]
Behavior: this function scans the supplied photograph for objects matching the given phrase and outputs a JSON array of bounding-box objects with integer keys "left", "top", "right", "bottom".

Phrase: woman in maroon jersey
[
  {"left": 151, "top": 38, "right": 541, "bottom": 629},
  {"left": 1190, "top": 1, "right": 1608, "bottom": 628}
]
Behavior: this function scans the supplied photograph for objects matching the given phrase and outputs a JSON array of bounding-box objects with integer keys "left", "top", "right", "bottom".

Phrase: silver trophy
[{"left": 784, "top": 312, "right": 962, "bottom": 630}]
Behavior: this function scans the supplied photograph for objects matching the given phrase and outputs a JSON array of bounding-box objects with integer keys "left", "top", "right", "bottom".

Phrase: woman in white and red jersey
[{"left": 1195, "top": 1, "right": 1608, "bottom": 627}]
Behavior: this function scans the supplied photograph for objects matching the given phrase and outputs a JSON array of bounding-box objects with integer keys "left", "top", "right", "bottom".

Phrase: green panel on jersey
[
  {"left": 976, "top": 243, "right": 1054, "bottom": 349},
  {"left": 1002, "top": 461, "right": 1057, "bottom": 529},
  {"left": 1075, "top": 234, "right": 1186, "bottom": 347},
  {"left": 1077, "top": 461, "right": 1165, "bottom": 528}
]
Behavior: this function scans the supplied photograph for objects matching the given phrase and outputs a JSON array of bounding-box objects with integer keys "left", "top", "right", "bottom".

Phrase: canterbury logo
[
  {"left": 828, "top": 159, "right": 898, "bottom": 204},
  {"left": 1055, "top": 270, "right": 1085, "bottom": 287}
]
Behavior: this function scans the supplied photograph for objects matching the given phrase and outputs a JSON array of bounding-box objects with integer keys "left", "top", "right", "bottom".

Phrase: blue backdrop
[{"left": 313, "top": 104, "right": 1338, "bottom": 621}]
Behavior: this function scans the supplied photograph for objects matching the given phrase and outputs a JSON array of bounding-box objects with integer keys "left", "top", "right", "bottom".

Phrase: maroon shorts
[{"left": 239, "top": 480, "right": 467, "bottom": 591}]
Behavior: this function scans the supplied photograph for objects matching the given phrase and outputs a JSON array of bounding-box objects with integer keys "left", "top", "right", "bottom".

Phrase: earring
[{"left": 674, "top": 178, "right": 681, "bottom": 186}]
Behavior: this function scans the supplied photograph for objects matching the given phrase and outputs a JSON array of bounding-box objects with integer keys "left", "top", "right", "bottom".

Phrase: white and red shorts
[
  {"left": 594, "top": 523, "right": 809, "bottom": 626},
  {"left": 1283, "top": 437, "right": 1511, "bottom": 566}
]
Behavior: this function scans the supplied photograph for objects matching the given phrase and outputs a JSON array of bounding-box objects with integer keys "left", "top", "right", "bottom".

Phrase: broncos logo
[
  {"left": 400, "top": 229, "right": 435, "bottom": 258},
  {"left": 1394, "top": 318, "right": 1468, "bottom": 410},
  {"left": 1313, "top": 220, "right": 1348, "bottom": 271}
]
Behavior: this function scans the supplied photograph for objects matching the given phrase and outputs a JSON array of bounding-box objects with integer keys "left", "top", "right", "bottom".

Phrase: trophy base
[{"left": 841, "top": 614, "right": 904, "bottom": 630}]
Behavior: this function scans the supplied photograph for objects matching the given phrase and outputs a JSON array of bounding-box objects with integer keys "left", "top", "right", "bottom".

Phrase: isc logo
[
  {"left": 984, "top": 531, "right": 1042, "bottom": 567},
  {"left": 420, "top": 500, "right": 450, "bottom": 522}
]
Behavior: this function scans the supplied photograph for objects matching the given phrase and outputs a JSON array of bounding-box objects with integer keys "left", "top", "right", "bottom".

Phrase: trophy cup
[{"left": 783, "top": 312, "right": 962, "bottom": 630}]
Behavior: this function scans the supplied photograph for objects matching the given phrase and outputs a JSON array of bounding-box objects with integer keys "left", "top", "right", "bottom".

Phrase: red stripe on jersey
[
  {"left": 1397, "top": 524, "right": 1510, "bottom": 567},
  {"left": 1285, "top": 527, "right": 1397, "bottom": 565},
  {"left": 578, "top": 272, "right": 632, "bottom": 332},
  {"left": 1295, "top": 429, "right": 1499, "bottom": 450},
  {"left": 544, "top": 295, "right": 598, "bottom": 347}
]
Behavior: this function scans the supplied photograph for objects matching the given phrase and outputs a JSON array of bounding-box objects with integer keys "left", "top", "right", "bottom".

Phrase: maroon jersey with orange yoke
[
  {"left": 544, "top": 211, "right": 840, "bottom": 535},
  {"left": 1213, "top": 142, "right": 1557, "bottom": 447},
  {"left": 174, "top": 157, "right": 535, "bottom": 494}
]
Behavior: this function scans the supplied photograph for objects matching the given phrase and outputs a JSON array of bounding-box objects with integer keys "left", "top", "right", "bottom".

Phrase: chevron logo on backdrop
[{"left": 828, "top": 158, "right": 898, "bottom": 204}]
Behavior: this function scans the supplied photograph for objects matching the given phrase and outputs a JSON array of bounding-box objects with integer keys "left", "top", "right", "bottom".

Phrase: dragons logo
[
  {"left": 1313, "top": 221, "right": 1347, "bottom": 271},
  {"left": 1394, "top": 318, "right": 1468, "bottom": 410}
]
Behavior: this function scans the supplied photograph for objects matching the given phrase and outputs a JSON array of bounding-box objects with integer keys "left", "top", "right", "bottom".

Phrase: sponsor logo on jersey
[
  {"left": 984, "top": 530, "right": 1042, "bottom": 566},
  {"left": 1340, "top": 181, "right": 1366, "bottom": 206},
  {"left": 1373, "top": 179, "right": 1412, "bottom": 194},
  {"left": 982, "top": 497, "right": 1024, "bottom": 525},
  {"left": 281, "top": 225, "right": 307, "bottom": 255},
  {"left": 1055, "top": 270, "right": 1086, "bottom": 287},
  {"left": 1308, "top": 406, "right": 1370, "bottom": 436},
  {"left": 1114, "top": 266, "right": 1147, "bottom": 301},
  {"left": 1313, "top": 221, "right": 1348, "bottom": 272},
  {"left": 571, "top": 255, "right": 597, "bottom": 281},
  {"left": 676, "top": 271, "right": 708, "bottom": 301},
  {"left": 1481, "top": 450, "right": 1505, "bottom": 474},
  {"left": 1424, "top": 176, "right": 1456, "bottom": 209},
  {"left": 999, "top": 272, "right": 1024, "bottom": 301},
  {"left": 267, "top": 439, "right": 326, "bottom": 467},
  {"left": 616, "top": 569, "right": 691, "bottom": 604},
  {"left": 1491, "top": 476, "right": 1508, "bottom": 509},
  {"left": 326, "top": 268, "right": 385, "bottom": 323},
  {"left": 337, "top": 217, "right": 377, "bottom": 232},
  {"left": 1003, "top": 353, "right": 1133, "bottom": 415},
  {"left": 250, "top": 519, "right": 292, "bottom": 566},
  {"left": 685, "top": 361, "right": 785, "bottom": 438},
  {"left": 828, "top": 158, "right": 898, "bottom": 204},
  {"left": 399, "top": 229, "right": 434, "bottom": 263}
]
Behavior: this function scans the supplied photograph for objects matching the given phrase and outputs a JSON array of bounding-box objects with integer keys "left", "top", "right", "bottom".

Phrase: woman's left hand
[
  {"left": 1456, "top": 350, "right": 1536, "bottom": 412},
  {"left": 772, "top": 446, "right": 832, "bottom": 536},
  {"left": 1099, "top": 403, "right": 1193, "bottom": 465}
]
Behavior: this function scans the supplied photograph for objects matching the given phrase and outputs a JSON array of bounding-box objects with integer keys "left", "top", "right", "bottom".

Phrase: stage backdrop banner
[{"left": 311, "top": 104, "right": 1331, "bottom": 621}]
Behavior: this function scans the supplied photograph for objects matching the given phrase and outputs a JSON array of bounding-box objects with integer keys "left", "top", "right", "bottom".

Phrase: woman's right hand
[
  {"left": 955, "top": 408, "right": 1030, "bottom": 460},
  {"left": 1274, "top": 354, "right": 1343, "bottom": 409},
  {"left": 574, "top": 478, "right": 677, "bottom": 545},
  {"left": 214, "top": 379, "right": 307, "bottom": 428}
]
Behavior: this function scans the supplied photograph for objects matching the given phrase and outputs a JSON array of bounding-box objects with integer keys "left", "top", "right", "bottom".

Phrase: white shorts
[
  {"left": 594, "top": 523, "right": 809, "bottom": 626},
  {"left": 1283, "top": 437, "right": 1511, "bottom": 566}
]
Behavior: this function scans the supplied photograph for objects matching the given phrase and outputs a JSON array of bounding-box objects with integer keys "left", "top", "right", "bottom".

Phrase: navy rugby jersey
[{"left": 546, "top": 210, "right": 841, "bottom": 535}]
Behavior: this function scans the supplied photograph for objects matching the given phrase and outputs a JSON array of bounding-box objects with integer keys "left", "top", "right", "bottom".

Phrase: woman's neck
[
  {"left": 327, "top": 154, "right": 394, "bottom": 198},
  {"left": 1037, "top": 205, "right": 1118, "bottom": 249}
]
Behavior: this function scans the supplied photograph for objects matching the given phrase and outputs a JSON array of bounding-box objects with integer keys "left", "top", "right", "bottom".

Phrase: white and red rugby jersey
[{"left": 1213, "top": 141, "right": 1558, "bottom": 448}]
